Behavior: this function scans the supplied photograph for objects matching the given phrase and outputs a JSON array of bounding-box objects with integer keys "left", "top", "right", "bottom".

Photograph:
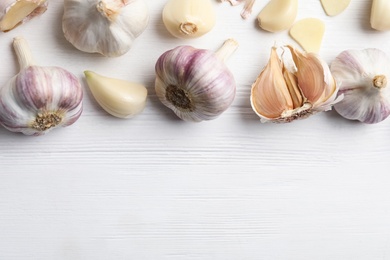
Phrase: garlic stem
[
  {"left": 215, "top": 38, "right": 239, "bottom": 63},
  {"left": 373, "top": 75, "right": 387, "bottom": 88},
  {"left": 13, "top": 37, "right": 35, "bottom": 70},
  {"left": 96, "top": 0, "right": 122, "bottom": 21}
]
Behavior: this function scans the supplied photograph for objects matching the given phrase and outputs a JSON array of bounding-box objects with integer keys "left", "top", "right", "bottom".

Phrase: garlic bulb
[
  {"left": 84, "top": 71, "right": 147, "bottom": 118},
  {"left": 330, "top": 49, "right": 390, "bottom": 124},
  {"left": 163, "top": 0, "right": 216, "bottom": 39},
  {"left": 250, "top": 45, "right": 340, "bottom": 123},
  {"left": 0, "top": 37, "right": 83, "bottom": 136},
  {"left": 371, "top": 0, "right": 390, "bottom": 31},
  {"left": 155, "top": 39, "right": 239, "bottom": 122},
  {"left": 257, "top": 0, "right": 298, "bottom": 32},
  {"left": 0, "top": 0, "right": 48, "bottom": 32},
  {"left": 62, "top": 0, "right": 149, "bottom": 57}
]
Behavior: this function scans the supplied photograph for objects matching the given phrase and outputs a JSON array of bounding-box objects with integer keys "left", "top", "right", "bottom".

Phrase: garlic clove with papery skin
[
  {"left": 162, "top": 0, "right": 216, "bottom": 39},
  {"left": 155, "top": 39, "right": 238, "bottom": 122},
  {"left": 0, "top": 0, "right": 48, "bottom": 32},
  {"left": 330, "top": 49, "right": 390, "bottom": 124},
  {"left": 0, "top": 37, "right": 83, "bottom": 136},
  {"left": 84, "top": 71, "right": 147, "bottom": 118},
  {"left": 62, "top": 0, "right": 149, "bottom": 57}
]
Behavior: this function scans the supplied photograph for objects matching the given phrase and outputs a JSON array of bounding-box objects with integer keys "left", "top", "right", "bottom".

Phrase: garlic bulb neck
[
  {"left": 373, "top": 75, "right": 387, "bottom": 88},
  {"left": 215, "top": 38, "right": 239, "bottom": 63},
  {"left": 30, "top": 112, "right": 63, "bottom": 131},
  {"left": 96, "top": 0, "right": 123, "bottom": 21},
  {"left": 13, "top": 37, "right": 35, "bottom": 70},
  {"left": 165, "top": 85, "right": 194, "bottom": 111}
]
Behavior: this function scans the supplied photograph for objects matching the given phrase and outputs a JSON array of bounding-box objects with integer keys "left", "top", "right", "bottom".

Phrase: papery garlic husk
[
  {"left": 257, "top": 0, "right": 298, "bottom": 32},
  {"left": 0, "top": 0, "right": 48, "bottom": 32},
  {"left": 371, "top": 0, "right": 390, "bottom": 31},
  {"left": 0, "top": 37, "right": 83, "bottom": 136},
  {"left": 330, "top": 49, "right": 390, "bottom": 124},
  {"left": 163, "top": 0, "right": 216, "bottom": 39},
  {"left": 219, "top": 0, "right": 256, "bottom": 19},
  {"left": 250, "top": 45, "right": 340, "bottom": 123},
  {"left": 84, "top": 71, "right": 147, "bottom": 118},
  {"left": 62, "top": 0, "right": 149, "bottom": 57},
  {"left": 155, "top": 39, "right": 239, "bottom": 122}
]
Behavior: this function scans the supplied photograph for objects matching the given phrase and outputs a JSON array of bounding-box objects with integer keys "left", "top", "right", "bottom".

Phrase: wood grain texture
[{"left": 1, "top": 1, "right": 390, "bottom": 259}]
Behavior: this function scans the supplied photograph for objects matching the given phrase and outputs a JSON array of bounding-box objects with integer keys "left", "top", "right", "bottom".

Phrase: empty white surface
[{"left": 1, "top": 1, "right": 390, "bottom": 259}]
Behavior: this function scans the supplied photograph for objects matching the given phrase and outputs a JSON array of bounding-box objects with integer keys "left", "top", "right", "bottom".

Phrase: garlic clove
[
  {"left": 257, "top": 0, "right": 298, "bottom": 32},
  {"left": 0, "top": 0, "right": 47, "bottom": 32},
  {"left": 84, "top": 71, "right": 147, "bottom": 118},
  {"left": 162, "top": 0, "right": 216, "bottom": 39},
  {"left": 289, "top": 18, "right": 325, "bottom": 53},
  {"left": 371, "top": 0, "right": 390, "bottom": 31},
  {"left": 320, "top": 0, "right": 351, "bottom": 16}
]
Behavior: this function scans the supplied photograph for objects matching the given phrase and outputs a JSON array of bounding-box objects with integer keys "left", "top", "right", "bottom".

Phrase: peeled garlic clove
[
  {"left": 162, "top": 0, "right": 216, "bottom": 39},
  {"left": 0, "top": 37, "right": 83, "bottom": 135},
  {"left": 155, "top": 39, "right": 238, "bottom": 122},
  {"left": 257, "top": 0, "right": 298, "bottom": 32},
  {"left": 371, "top": 0, "right": 390, "bottom": 31},
  {"left": 320, "top": 0, "right": 351, "bottom": 16},
  {"left": 62, "top": 0, "right": 149, "bottom": 57},
  {"left": 84, "top": 71, "right": 147, "bottom": 118},
  {"left": 0, "top": 0, "right": 48, "bottom": 32},
  {"left": 250, "top": 45, "right": 339, "bottom": 123},
  {"left": 289, "top": 18, "right": 325, "bottom": 53},
  {"left": 330, "top": 49, "right": 390, "bottom": 123}
]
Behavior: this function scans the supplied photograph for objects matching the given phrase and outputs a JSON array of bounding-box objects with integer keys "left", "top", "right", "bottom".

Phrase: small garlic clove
[
  {"left": 289, "top": 18, "right": 325, "bottom": 53},
  {"left": 0, "top": 0, "right": 47, "bottom": 32},
  {"left": 371, "top": 0, "right": 390, "bottom": 31},
  {"left": 257, "top": 0, "right": 298, "bottom": 32},
  {"left": 320, "top": 0, "right": 351, "bottom": 17},
  {"left": 84, "top": 71, "right": 147, "bottom": 118}
]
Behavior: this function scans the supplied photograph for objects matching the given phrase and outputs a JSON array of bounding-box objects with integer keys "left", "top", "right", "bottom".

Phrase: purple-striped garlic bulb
[
  {"left": 0, "top": 37, "right": 83, "bottom": 135},
  {"left": 155, "top": 38, "right": 238, "bottom": 122}
]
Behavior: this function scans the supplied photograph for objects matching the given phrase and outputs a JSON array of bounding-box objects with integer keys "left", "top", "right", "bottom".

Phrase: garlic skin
[
  {"left": 163, "top": 0, "right": 216, "bottom": 39},
  {"left": 219, "top": 0, "right": 256, "bottom": 19},
  {"left": 0, "top": 37, "right": 83, "bottom": 136},
  {"left": 62, "top": 0, "right": 149, "bottom": 57},
  {"left": 257, "top": 0, "right": 298, "bottom": 32},
  {"left": 84, "top": 71, "right": 147, "bottom": 118},
  {"left": 0, "top": 0, "right": 48, "bottom": 32},
  {"left": 155, "top": 39, "right": 238, "bottom": 122},
  {"left": 330, "top": 49, "right": 390, "bottom": 124},
  {"left": 371, "top": 0, "right": 390, "bottom": 31},
  {"left": 251, "top": 45, "right": 339, "bottom": 123}
]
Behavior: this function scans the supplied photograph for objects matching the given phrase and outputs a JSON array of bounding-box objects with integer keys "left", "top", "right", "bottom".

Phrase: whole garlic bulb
[
  {"left": 155, "top": 39, "right": 239, "bottom": 122},
  {"left": 163, "top": 0, "right": 216, "bottom": 39},
  {"left": 62, "top": 0, "right": 149, "bottom": 57},
  {"left": 251, "top": 45, "right": 340, "bottom": 123},
  {"left": 330, "top": 49, "right": 390, "bottom": 124},
  {"left": 0, "top": 37, "right": 83, "bottom": 136},
  {"left": 0, "top": 0, "right": 48, "bottom": 32}
]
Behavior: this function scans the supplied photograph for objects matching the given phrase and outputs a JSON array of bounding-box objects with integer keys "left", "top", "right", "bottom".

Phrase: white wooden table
[{"left": 1, "top": 1, "right": 390, "bottom": 259}]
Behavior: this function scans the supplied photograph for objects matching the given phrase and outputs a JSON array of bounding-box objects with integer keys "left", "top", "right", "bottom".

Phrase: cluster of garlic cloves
[{"left": 250, "top": 45, "right": 340, "bottom": 123}]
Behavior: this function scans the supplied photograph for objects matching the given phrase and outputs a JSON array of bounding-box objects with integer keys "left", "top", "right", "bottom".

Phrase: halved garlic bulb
[
  {"left": 162, "top": 0, "right": 216, "bottom": 39},
  {"left": 84, "top": 71, "right": 147, "bottom": 118},
  {"left": 0, "top": 0, "right": 48, "bottom": 32},
  {"left": 330, "top": 49, "right": 390, "bottom": 124},
  {"left": 250, "top": 45, "right": 340, "bottom": 123},
  {"left": 62, "top": 0, "right": 149, "bottom": 57}
]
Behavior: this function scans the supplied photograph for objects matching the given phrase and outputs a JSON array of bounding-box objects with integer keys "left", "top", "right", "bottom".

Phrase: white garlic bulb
[
  {"left": 155, "top": 39, "right": 239, "bottom": 122},
  {"left": 0, "top": 37, "right": 83, "bottom": 136},
  {"left": 162, "top": 0, "right": 216, "bottom": 39},
  {"left": 0, "top": 0, "right": 48, "bottom": 32},
  {"left": 84, "top": 71, "right": 147, "bottom": 118},
  {"left": 330, "top": 49, "right": 390, "bottom": 124},
  {"left": 251, "top": 45, "right": 340, "bottom": 123},
  {"left": 62, "top": 0, "right": 149, "bottom": 57}
]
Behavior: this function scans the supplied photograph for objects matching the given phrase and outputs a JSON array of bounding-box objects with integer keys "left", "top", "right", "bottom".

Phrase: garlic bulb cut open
[
  {"left": 62, "top": 0, "right": 149, "bottom": 57},
  {"left": 257, "top": 0, "right": 298, "bottom": 32},
  {"left": 163, "top": 0, "right": 216, "bottom": 39},
  {"left": 371, "top": 0, "right": 390, "bottom": 31},
  {"left": 330, "top": 49, "right": 390, "bottom": 124},
  {"left": 84, "top": 71, "right": 147, "bottom": 118},
  {"left": 0, "top": 0, "right": 48, "bottom": 32},
  {"left": 155, "top": 39, "right": 238, "bottom": 122},
  {"left": 0, "top": 37, "right": 83, "bottom": 136},
  {"left": 250, "top": 45, "right": 339, "bottom": 123}
]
